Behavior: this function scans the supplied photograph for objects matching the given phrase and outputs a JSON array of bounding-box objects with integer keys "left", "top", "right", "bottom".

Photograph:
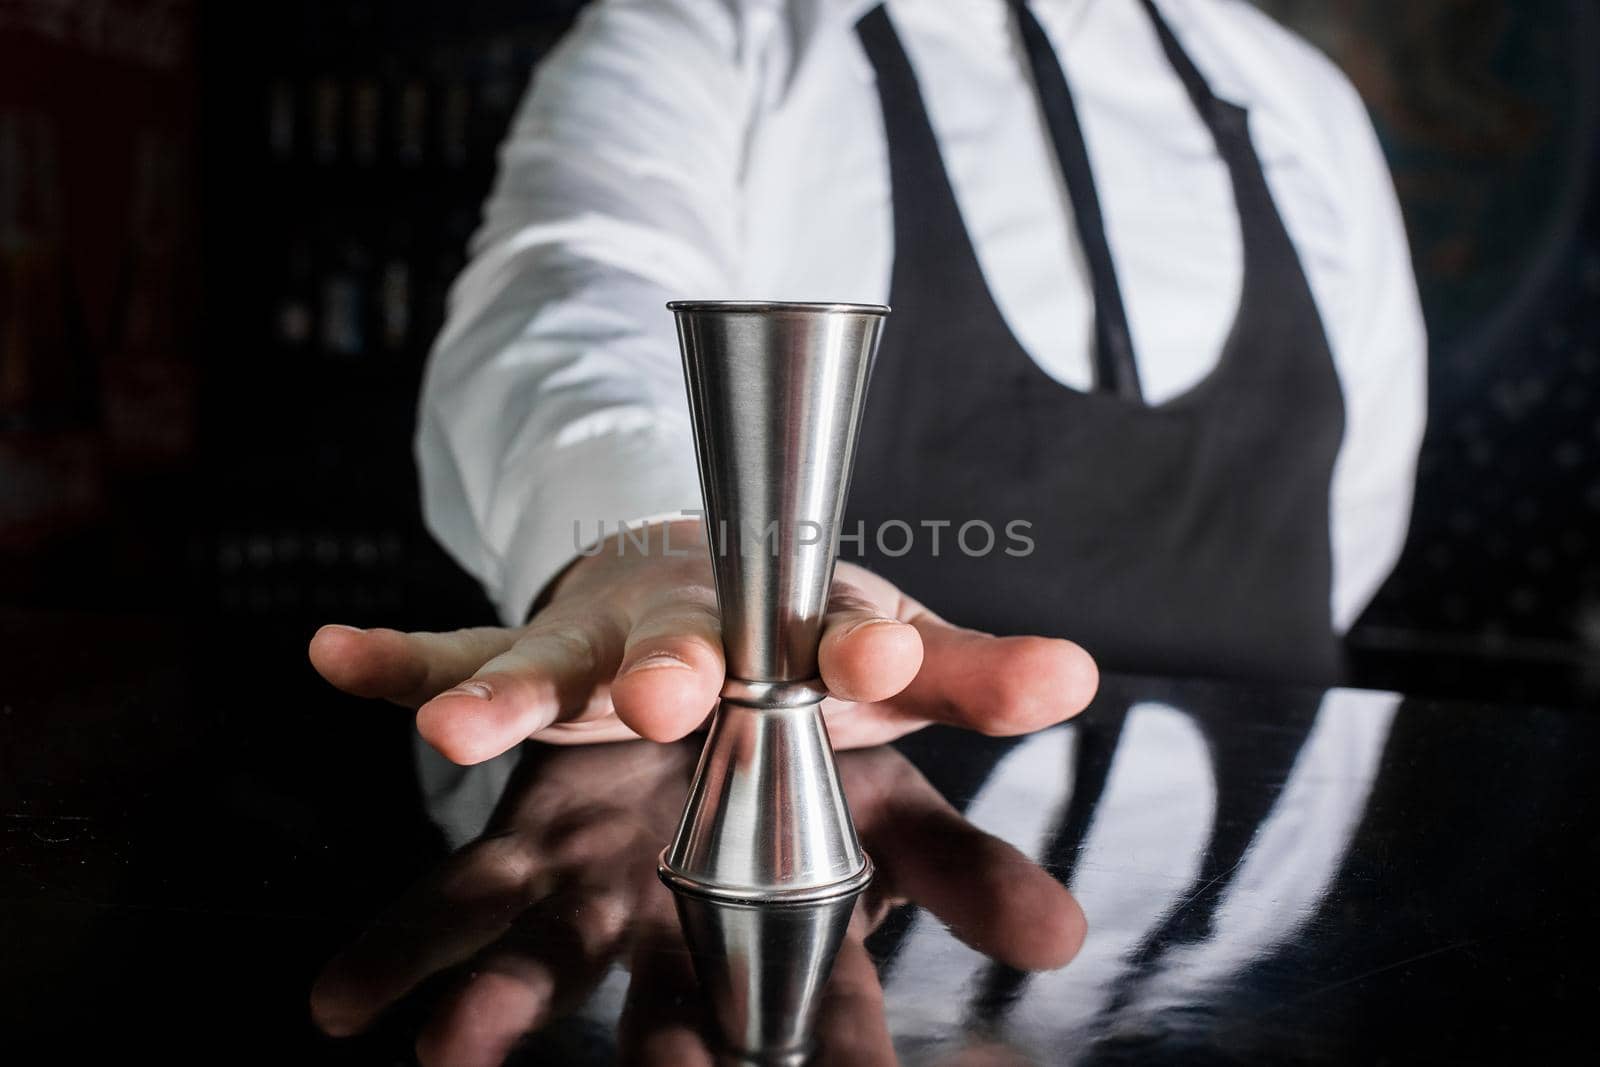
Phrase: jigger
[{"left": 658, "top": 300, "right": 888, "bottom": 1059}]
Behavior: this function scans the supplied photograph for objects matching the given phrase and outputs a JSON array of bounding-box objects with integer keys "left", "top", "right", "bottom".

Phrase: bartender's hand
[{"left": 309, "top": 519, "right": 1096, "bottom": 762}]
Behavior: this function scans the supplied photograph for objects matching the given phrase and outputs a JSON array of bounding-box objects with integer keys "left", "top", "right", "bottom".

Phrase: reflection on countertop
[
  {"left": 314, "top": 677, "right": 1578, "bottom": 1065},
  {"left": 315, "top": 740, "right": 1083, "bottom": 1066}
]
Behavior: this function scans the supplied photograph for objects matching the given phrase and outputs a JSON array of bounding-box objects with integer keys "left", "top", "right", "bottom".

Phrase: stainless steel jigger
[{"left": 659, "top": 300, "right": 888, "bottom": 1064}]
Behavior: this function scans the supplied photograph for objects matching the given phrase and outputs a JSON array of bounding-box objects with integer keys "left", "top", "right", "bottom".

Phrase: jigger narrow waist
[{"left": 719, "top": 677, "right": 831, "bottom": 709}]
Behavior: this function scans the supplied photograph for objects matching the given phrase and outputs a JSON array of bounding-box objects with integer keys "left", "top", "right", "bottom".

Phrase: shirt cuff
[{"left": 493, "top": 424, "right": 704, "bottom": 625}]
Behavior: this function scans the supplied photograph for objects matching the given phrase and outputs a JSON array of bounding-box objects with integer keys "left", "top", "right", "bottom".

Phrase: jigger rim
[
  {"left": 659, "top": 850, "right": 874, "bottom": 907},
  {"left": 666, "top": 299, "right": 890, "bottom": 316}
]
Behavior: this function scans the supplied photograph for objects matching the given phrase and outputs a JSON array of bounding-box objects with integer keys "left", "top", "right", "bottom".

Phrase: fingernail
[
  {"left": 441, "top": 681, "right": 493, "bottom": 700},
  {"left": 624, "top": 651, "right": 693, "bottom": 674},
  {"left": 842, "top": 616, "right": 900, "bottom": 638},
  {"left": 323, "top": 623, "right": 364, "bottom": 634}
]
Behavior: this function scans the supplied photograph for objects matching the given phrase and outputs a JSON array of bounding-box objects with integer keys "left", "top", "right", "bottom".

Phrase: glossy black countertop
[{"left": 3, "top": 608, "right": 1597, "bottom": 1064}]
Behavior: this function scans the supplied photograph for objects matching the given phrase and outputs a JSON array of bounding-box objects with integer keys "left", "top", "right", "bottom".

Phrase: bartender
[{"left": 310, "top": 0, "right": 1425, "bottom": 763}]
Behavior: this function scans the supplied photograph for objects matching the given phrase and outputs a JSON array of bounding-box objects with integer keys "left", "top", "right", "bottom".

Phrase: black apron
[{"left": 846, "top": 0, "right": 1347, "bottom": 685}]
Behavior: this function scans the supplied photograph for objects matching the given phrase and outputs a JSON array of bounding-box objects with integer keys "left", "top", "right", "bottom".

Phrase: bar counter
[{"left": 2, "top": 609, "right": 1593, "bottom": 1063}]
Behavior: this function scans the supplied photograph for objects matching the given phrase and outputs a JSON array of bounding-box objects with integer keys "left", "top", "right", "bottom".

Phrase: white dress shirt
[{"left": 417, "top": 0, "right": 1427, "bottom": 633}]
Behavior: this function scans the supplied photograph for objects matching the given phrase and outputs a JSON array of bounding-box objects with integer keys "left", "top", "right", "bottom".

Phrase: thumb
[{"left": 817, "top": 586, "right": 924, "bottom": 703}]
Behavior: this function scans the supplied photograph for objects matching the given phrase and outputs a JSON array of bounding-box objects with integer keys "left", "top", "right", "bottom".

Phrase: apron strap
[{"left": 1138, "top": 0, "right": 1226, "bottom": 114}]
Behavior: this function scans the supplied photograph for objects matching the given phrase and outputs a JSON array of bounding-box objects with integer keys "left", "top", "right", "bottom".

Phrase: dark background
[
  {"left": 2, "top": 4, "right": 1598, "bottom": 1061},
  {"left": 3, "top": 0, "right": 1599, "bottom": 706}
]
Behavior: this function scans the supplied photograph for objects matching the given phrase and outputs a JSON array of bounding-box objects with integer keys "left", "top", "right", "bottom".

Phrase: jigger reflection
[{"left": 309, "top": 741, "right": 1085, "bottom": 1067}]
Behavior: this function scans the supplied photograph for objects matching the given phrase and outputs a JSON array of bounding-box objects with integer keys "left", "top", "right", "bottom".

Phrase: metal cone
[{"left": 672, "top": 890, "right": 860, "bottom": 1066}]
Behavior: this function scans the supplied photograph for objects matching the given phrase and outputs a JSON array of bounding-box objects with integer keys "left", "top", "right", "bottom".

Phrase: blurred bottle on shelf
[
  {"left": 0, "top": 108, "right": 104, "bottom": 556},
  {"left": 380, "top": 220, "right": 414, "bottom": 354},
  {"left": 276, "top": 232, "right": 317, "bottom": 348},
  {"left": 395, "top": 72, "right": 427, "bottom": 168},
  {"left": 321, "top": 240, "right": 370, "bottom": 358},
  {"left": 311, "top": 76, "right": 343, "bottom": 167},
  {"left": 350, "top": 75, "right": 382, "bottom": 167},
  {"left": 266, "top": 78, "right": 297, "bottom": 162},
  {"left": 439, "top": 54, "right": 472, "bottom": 170},
  {"left": 0, "top": 110, "right": 87, "bottom": 430},
  {"left": 101, "top": 130, "right": 197, "bottom": 469}
]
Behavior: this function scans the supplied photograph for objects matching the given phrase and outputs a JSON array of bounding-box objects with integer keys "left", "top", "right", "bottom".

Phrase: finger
[
  {"left": 608, "top": 591, "right": 725, "bottom": 743},
  {"left": 310, "top": 834, "right": 554, "bottom": 1037},
  {"left": 817, "top": 585, "right": 924, "bottom": 703},
  {"left": 813, "top": 935, "right": 895, "bottom": 1067},
  {"left": 309, "top": 624, "right": 520, "bottom": 708},
  {"left": 821, "top": 697, "right": 932, "bottom": 750},
  {"left": 415, "top": 970, "right": 544, "bottom": 1067},
  {"left": 891, "top": 610, "right": 1098, "bottom": 736},
  {"left": 415, "top": 882, "right": 634, "bottom": 1067},
  {"left": 851, "top": 754, "right": 1084, "bottom": 971},
  {"left": 935, "top": 1042, "right": 1038, "bottom": 1067},
  {"left": 525, "top": 715, "right": 645, "bottom": 745},
  {"left": 493, "top": 740, "right": 694, "bottom": 841},
  {"left": 416, "top": 619, "right": 624, "bottom": 765},
  {"left": 618, "top": 908, "right": 715, "bottom": 1067}
]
